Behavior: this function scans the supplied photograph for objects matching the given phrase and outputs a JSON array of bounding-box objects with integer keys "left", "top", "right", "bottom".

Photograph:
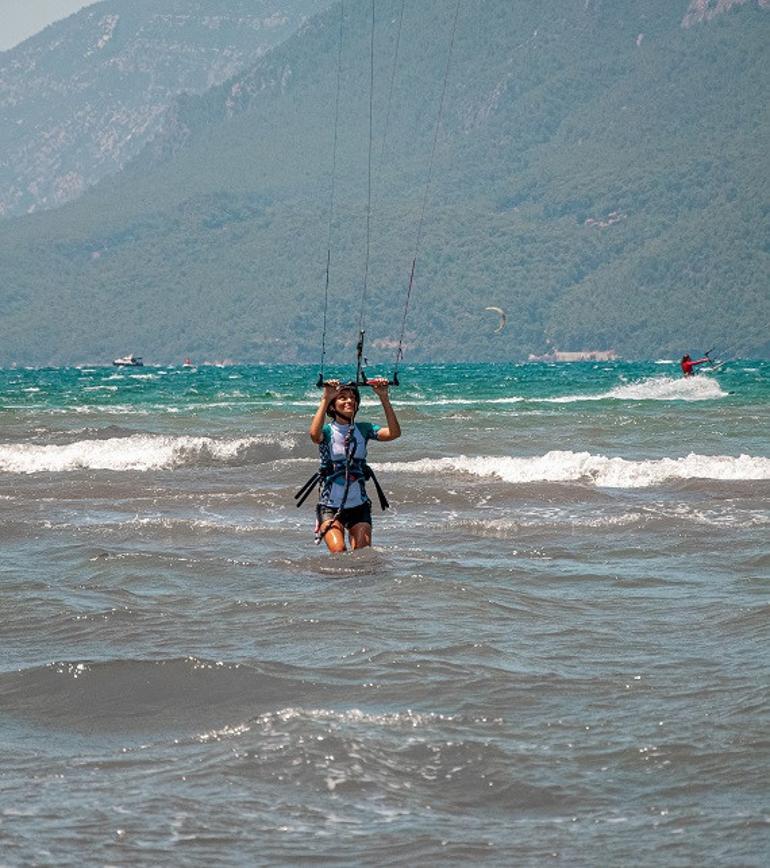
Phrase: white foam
[
  {"left": 295, "top": 377, "right": 722, "bottom": 408},
  {"left": 537, "top": 375, "right": 726, "bottom": 403},
  {"left": 0, "top": 433, "right": 294, "bottom": 474},
  {"left": 194, "top": 706, "right": 484, "bottom": 745},
  {"left": 374, "top": 451, "right": 770, "bottom": 488}
]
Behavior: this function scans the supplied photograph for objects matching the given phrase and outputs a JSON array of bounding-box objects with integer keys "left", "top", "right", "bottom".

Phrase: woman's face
[{"left": 333, "top": 390, "right": 358, "bottom": 419}]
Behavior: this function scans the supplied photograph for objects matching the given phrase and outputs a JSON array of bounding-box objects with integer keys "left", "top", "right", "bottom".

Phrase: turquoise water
[
  {"left": 1, "top": 360, "right": 768, "bottom": 864},
  {"left": 1, "top": 358, "right": 767, "bottom": 411}
]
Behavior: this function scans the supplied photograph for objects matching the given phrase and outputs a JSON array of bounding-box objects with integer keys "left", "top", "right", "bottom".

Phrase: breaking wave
[
  {"left": 328, "top": 376, "right": 725, "bottom": 408},
  {"left": 375, "top": 451, "right": 770, "bottom": 488},
  {"left": 0, "top": 433, "right": 298, "bottom": 474},
  {"left": 537, "top": 375, "right": 727, "bottom": 403}
]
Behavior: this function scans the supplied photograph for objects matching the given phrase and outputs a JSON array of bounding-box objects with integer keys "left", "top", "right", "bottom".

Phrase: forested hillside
[
  {"left": 0, "top": 0, "right": 332, "bottom": 217},
  {"left": 0, "top": 0, "right": 768, "bottom": 366}
]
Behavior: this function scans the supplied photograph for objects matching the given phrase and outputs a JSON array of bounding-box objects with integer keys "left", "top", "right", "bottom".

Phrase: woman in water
[{"left": 309, "top": 378, "right": 401, "bottom": 553}]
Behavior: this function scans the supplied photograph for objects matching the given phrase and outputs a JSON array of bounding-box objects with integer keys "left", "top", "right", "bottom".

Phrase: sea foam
[
  {"left": 375, "top": 451, "right": 770, "bottom": 488},
  {"left": 0, "top": 433, "right": 295, "bottom": 474},
  {"left": 538, "top": 375, "right": 727, "bottom": 403}
]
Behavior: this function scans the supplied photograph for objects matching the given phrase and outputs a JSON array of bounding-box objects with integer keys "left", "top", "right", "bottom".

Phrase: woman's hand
[
  {"left": 369, "top": 377, "right": 400, "bottom": 441},
  {"left": 368, "top": 377, "right": 390, "bottom": 399},
  {"left": 311, "top": 380, "right": 340, "bottom": 443},
  {"left": 322, "top": 380, "right": 340, "bottom": 402}
]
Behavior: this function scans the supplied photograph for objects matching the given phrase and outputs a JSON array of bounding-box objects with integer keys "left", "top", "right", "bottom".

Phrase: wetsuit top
[
  {"left": 682, "top": 357, "right": 708, "bottom": 376},
  {"left": 318, "top": 420, "right": 381, "bottom": 508}
]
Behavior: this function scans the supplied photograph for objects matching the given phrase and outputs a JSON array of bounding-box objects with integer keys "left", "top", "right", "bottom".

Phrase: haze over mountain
[
  {"left": 0, "top": 0, "right": 768, "bottom": 366},
  {"left": 0, "top": 0, "right": 332, "bottom": 217},
  {"left": 0, "top": 1, "right": 97, "bottom": 52}
]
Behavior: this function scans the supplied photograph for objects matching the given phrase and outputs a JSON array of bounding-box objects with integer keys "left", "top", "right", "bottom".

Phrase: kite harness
[
  {"left": 294, "top": 378, "right": 389, "bottom": 545},
  {"left": 298, "top": 334, "right": 392, "bottom": 545}
]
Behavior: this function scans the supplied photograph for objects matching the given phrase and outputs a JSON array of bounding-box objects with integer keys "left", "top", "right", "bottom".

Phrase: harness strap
[
  {"left": 364, "top": 465, "right": 389, "bottom": 510},
  {"left": 296, "top": 462, "right": 388, "bottom": 511},
  {"left": 294, "top": 465, "right": 348, "bottom": 508},
  {"left": 294, "top": 473, "right": 319, "bottom": 507},
  {"left": 294, "top": 472, "right": 320, "bottom": 505}
]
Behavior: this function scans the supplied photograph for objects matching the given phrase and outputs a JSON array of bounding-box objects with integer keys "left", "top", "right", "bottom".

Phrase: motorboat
[{"left": 113, "top": 355, "right": 144, "bottom": 367}]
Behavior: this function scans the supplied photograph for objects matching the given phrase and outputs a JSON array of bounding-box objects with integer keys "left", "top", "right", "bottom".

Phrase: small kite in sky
[{"left": 484, "top": 306, "right": 506, "bottom": 333}]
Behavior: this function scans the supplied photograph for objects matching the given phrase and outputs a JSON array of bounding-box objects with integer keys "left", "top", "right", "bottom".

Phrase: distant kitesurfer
[
  {"left": 308, "top": 378, "right": 401, "bottom": 553},
  {"left": 680, "top": 354, "right": 710, "bottom": 377}
]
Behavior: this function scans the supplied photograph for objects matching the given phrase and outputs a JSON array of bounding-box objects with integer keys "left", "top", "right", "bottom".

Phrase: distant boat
[
  {"left": 113, "top": 355, "right": 143, "bottom": 367},
  {"left": 182, "top": 358, "right": 194, "bottom": 368}
]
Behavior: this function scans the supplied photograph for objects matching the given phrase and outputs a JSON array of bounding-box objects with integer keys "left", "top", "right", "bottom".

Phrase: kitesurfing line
[
  {"left": 357, "top": 0, "right": 376, "bottom": 340},
  {"left": 315, "top": 0, "right": 461, "bottom": 389},
  {"left": 392, "top": 0, "right": 461, "bottom": 384},
  {"left": 317, "top": 0, "right": 386, "bottom": 388},
  {"left": 317, "top": 0, "right": 346, "bottom": 387},
  {"left": 698, "top": 320, "right": 769, "bottom": 372},
  {"left": 300, "top": 1, "right": 458, "bottom": 545},
  {"left": 379, "top": 0, "right": 406, "bottom": 166}
]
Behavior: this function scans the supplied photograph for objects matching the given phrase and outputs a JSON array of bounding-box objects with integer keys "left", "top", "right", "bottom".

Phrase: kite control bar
[
  {"left": 315, "top": 373, "right": 400, "bottom": 388},
  {"left": 316, "top": 330, "right": 400, "bottom": 388}
]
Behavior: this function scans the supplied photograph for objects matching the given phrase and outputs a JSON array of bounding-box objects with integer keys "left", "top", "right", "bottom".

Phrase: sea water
[{"left": 1, "top": 361, "right": 768, "bottom": 865}]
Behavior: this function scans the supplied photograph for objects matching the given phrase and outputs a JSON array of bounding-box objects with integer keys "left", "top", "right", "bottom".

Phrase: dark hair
[{"left": 326, "top": 382, "right": 361, "bottom": 419}]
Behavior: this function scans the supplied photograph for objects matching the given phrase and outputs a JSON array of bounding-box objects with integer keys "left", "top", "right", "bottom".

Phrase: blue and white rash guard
[{"left": 318, "top": 420, "right": 381, "bottom": 508}]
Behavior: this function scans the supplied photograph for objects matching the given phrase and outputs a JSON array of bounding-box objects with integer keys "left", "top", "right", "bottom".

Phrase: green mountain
[
  {"left": 0, "top": 0, "right": 332, "bottom": 218},
  {"left": 1, "top": 0, "right": 768, "bottom": 367}
]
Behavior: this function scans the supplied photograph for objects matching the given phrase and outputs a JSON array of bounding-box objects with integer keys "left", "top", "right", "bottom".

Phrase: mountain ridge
[
  {"left": 0, "top": 0, "right": 768, "bottom": 366},
  {"left": 0, "top": 0, "right": 332, "bottom": 217}
]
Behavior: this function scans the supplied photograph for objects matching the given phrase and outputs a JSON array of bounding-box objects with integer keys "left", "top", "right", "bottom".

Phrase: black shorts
[{"left": 318, "top": 502, "right": 372, "bottom": 530}]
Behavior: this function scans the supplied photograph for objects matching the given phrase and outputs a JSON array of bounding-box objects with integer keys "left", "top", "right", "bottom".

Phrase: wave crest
[
  {"left": 0, "top": 433, "right": 297, "bottom": 473},
  {"left": 539, "top": 375, "right": 727, "bottom": 403},
  {"left": 376, "top": 451, "right": 770, "bottom": 488}
]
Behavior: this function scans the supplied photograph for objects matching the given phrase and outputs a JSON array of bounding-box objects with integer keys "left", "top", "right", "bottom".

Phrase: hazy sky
[{"left": 0, "top": 0, "right": 99, "bottom": 51}]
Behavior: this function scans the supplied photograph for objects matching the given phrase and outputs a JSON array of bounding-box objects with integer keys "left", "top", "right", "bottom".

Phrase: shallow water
[{"left": 1, "top": 361, "right": 768, "bottom": 864}]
